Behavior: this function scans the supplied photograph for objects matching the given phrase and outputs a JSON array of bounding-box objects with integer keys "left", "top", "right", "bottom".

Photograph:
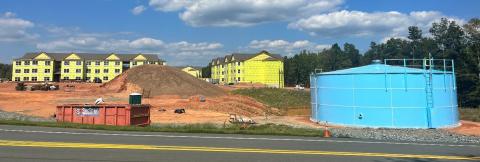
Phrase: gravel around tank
[{"left": 330, "top": 127, "right": 480, "bottom": 144}]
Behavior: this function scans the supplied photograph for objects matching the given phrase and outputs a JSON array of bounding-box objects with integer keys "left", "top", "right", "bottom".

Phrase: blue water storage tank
[{"left": 310, "top": 59, "right": 459, "bottom": 128}]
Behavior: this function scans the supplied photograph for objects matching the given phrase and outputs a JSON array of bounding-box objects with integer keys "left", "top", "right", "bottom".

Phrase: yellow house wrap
[
  {"left": 211, "top": 50, "right": 284, "bottom": 88},
  {"left": 180, "top": 66, "right": 201, "bottom": 78},
  {"left": 12, "top": 52, "right": 165, "bottom": 82}
]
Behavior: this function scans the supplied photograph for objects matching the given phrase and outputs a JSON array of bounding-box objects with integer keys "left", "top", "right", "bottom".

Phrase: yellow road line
[{"left": 0, "top": 140, "right": 478, "bottom": 161}]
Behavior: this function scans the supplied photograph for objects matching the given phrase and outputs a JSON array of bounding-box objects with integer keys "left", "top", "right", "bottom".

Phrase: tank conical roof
[{"left": 319, "top": 63, "right": 446, "bottom": 75}]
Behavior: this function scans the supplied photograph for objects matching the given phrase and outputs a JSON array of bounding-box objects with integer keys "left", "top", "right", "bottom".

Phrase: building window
[
  {"left": 103, "top": 76, "right": 109, "bottom": 81},
  {"left": 149, "top": 61, "right": 155, "bottom": 64},
  {"left": 15, "top": 69, "right": 21, "bottom": 73},
  {"left": 115, "top": 69, "right": 121, "bottom": 73},
  {"left": 32, "top": 77, "right": 38, "bottom": 81},
  {"left": 95, "top": 61, "right": 101, "bottom": 66},
  {"left": 45, "top": 69, "right": 51, "bottom": 73},
  {"left": 23, "top": 77, "right": 29, "bottom": 81},
  {"left": 115, "top": 61, "right": 121, "bottom": 66},
  {"left": 15, "top": 61, "right": 21, "bottom": 65},
  {"left": 95, "top": 69, "right": 100, "bottom": 74},
  {"left": 32, "top": 69, "right": 37, "bottom": 73},
  {"left": 76, "top": 61, "right": 82, "bottom": 65},
  {"left": 75, "top": 77, "right": 81, "bottom": 80},
  {"left": 221, "top": 71, "right": 224, "bottom": 75},
  {"left": 104, "top": 69, "right": 109, "bottom": 73},
  {"left": 238, "top": 77, "right": 241, "bottom": 81},
  {"left": 104, "top": 61, "right": 109, "bottom": 66},
  {"left": 221, "top": 78, "right": 224, "bottom": 81},
  {"left": 86, "top": 61, "right": 91, "bottom": 66},
  {"left": 64, "top": 61, "right": 70, "bottom": 65},
  {"left": 86, "top": 69, "right": 91, "bottom": 73},
  {"left": 24, "top": 61, "right": 30, "bottom": 65},
  {"left": 221, "top": 65, "right": 224, "bottom": 68},
  {"left": 32, "top": 61, "right": 38, "bottom": 65},
  {"left": 63, "top": 77, "right": 69, "bottom": 80},
  {"left": 15, "top": 77, "right": 20, "bottom": 82},
  {"left": 76, "top": 69, "right": 82, "bottom": 73},
  {"left": 45, "top": 61, "right": 51, "bottom": 66},
  {"left": 24, "top": 69, "right": 29, "bottom": 73},
  {"left": 132, "top": 61, "right": 137, "bottom": 66},
  {"left": 44, "top": 77, "right": 50, "bottom": 81},
  {"left": 86, "top": 77, "right": 91, "bottom": 81},
  {"left": 63, "top": 69, "right": 69, "bottom": 73},
  {"left": 237, "top": 69, "right": 241, "bottom": 74},
  {"left": 237, "top": 62, "right": 241, "bottom": 66}
]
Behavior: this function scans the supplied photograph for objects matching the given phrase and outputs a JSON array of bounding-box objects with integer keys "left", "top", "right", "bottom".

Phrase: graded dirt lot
[
  {"left": 446, "top": 120, "right": 480, "bottom": 136},
  {"left": 0, "top": 82, "right": 316, "bottom": 128}
]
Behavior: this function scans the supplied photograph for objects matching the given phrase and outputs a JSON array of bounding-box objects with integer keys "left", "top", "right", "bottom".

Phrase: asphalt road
[{"left": 0, "top": 125, "right": 478, "bottom": 162}]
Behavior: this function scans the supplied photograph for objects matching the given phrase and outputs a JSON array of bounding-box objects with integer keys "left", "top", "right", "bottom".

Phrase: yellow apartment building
[
  {"left": 178, "top": 66, "right": 202, "bottom": 78},
  {"left": 12, "top": 52, "right": 165, "bottom": 82},
  {"left": 210, "top": 50, "right": 284, "bottom": 88}
]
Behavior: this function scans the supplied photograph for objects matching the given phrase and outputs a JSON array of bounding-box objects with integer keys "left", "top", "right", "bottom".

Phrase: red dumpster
[{"left": 56, "top": 104, "right": 151, "bottom": 126}]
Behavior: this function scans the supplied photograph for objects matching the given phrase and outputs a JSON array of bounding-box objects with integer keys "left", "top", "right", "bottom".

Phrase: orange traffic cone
[{"left": 323, "top": 125, "right": 331, "bottom": 138}]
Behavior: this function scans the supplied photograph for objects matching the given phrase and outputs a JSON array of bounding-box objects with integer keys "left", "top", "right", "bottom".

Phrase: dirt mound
[
  {"left": 102, "top": 65, "right": 226, "bottom": 97},
  {"left": 447, "top": 120, "right": 480, "bottom": 137}
]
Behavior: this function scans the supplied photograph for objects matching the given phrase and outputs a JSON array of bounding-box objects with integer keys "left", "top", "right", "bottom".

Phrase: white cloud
[
  {"left": 130, "top": 37, "right": 164, "bottom": 48},
  {"left": 0, "top": 12, "right": 37, "bottom": 42},
  {"left": 131, "top": 5, "right": 147, "bottom": 15},
  {"left": 36, "top": 36, "right": 223, "bottom": 66},
  {"left": 3, "top": 12, "right": 16, "bottom": 18},
  {"left": 248, "top": 39, "right": 329, "bottom": 55},
  {"left": 314, "top": 44, "right": 331, "bottom": 50},
  {"left": 149, "top": 0, "right": 343, "bottom": 27},
  {"left": 149, "top": 0, "right": 193, "bottom": 12},
  {"left": 288, "top": 10, "right": 464, "bottom": 39}
]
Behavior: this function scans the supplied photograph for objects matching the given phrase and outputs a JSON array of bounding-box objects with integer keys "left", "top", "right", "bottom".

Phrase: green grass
[
  {"left": 459, "top": 108, "right": 480, "bottom": 122},
  {"left": 0, "top": 120, "right": 324, "bottom": 137},
  {"left": 232, "top": 88, "right": 310, "bottom": 110}
]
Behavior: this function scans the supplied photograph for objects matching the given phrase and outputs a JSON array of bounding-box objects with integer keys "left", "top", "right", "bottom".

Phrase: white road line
[{"left": 0, "top": 128, "right": 478, "bottom": 148}]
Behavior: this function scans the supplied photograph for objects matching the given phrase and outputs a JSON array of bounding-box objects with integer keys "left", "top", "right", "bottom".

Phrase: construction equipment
[
  {"left": 17, "top": 82, "right": 59, "bottom": 91},
  {"left": 15, "top": 82, "right": 26, "bottom": 91},
  {"left": 229, "top": 114, "right": 255, "bottom": 124},
  {"left": 174, "top": 109, "right": 186, "bottom": 114}
]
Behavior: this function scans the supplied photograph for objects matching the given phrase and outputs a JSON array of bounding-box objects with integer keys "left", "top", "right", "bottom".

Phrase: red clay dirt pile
[{"left": 102, "top": 65, "right": 226, "bottom": 97}]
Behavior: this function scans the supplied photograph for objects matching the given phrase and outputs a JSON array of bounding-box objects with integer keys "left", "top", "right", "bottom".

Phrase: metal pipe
[
  {"left": 452, "top": 60, "right": 456, "bottom": 90},
  {"left": 403, "top": 59, "right": 407, "bottom": 91},
  {"left": 443, "top": 59, "right": 447, "bottom": 92}
]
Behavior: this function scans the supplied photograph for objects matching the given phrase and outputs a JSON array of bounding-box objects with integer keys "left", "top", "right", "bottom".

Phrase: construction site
[
  {"left": 0, "top": 65, "right": 317, "bottom": 128},
  {"left": 1, "top": 63, "right": 480, "bottom": 145}
]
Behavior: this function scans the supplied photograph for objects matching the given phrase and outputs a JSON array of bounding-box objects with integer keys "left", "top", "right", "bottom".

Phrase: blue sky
[{"left": 0, "top": 0, "right": 478, "bottom": 66}]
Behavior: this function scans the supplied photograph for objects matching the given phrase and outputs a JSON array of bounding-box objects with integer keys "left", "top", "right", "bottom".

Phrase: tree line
[
  {"left": 284, "top": 18, "right": 480, "bottom": 108},
  {"left": 0, "top": 63, "right": 12, "bottom": 80}
]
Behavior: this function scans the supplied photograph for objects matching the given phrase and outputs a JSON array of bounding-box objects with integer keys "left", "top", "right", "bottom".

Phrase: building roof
[
  {"left": 212, "top": 50, "right": 283, "bottom": 65},
  {"left": 15, "top": 52, "right": 164, "bottom": 62},
  {"left": 175, "top": 66, "right": 202, "bottom": 70}
]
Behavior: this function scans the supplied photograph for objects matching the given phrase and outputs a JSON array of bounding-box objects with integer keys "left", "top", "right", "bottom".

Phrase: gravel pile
[
  {"left": 331, "top": 127, "right": 480, "bottom": 144},
  {"left": 0, "top": 109, "right": 55, "bottom": 122}
]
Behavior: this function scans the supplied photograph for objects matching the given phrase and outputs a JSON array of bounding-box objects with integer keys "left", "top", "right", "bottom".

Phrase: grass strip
[
  {"left": 0, "top": 120, "right": 324, "bottom": 137},
  {"left": 232, "top": 88, "right": 310, "bottom": 110}
]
